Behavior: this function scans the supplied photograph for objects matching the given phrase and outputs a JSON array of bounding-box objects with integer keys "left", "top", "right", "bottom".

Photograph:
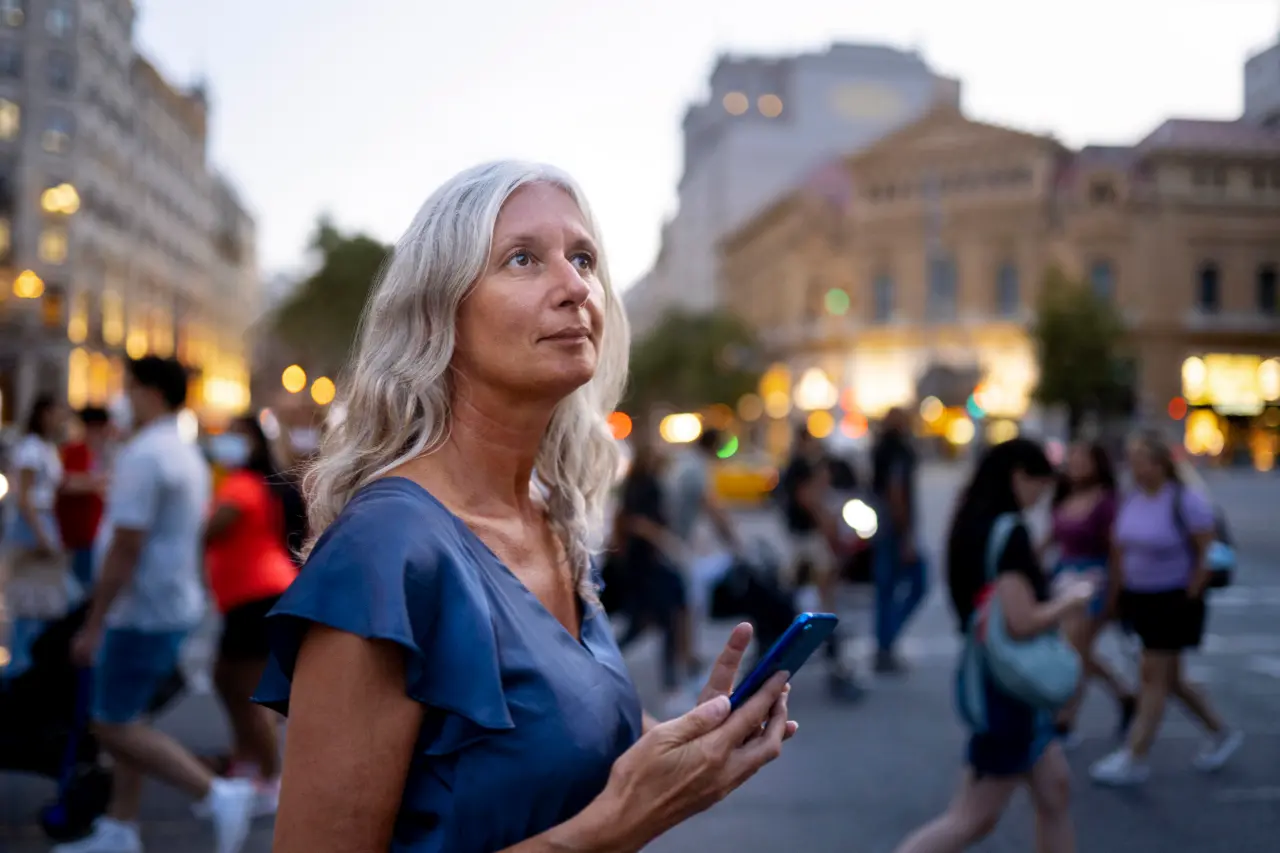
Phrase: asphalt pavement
[{"left": 2, "top": 463, "right": 1278, "bottom": 852}]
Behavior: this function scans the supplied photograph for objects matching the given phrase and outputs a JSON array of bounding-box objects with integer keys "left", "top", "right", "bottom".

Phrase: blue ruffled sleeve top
[{"left": 255, "top": 477, "right": 643, "bottom": 852}]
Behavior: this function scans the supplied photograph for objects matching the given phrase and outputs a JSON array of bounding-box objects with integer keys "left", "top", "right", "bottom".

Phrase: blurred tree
[
  {"left": 271, "top": 218, "right": 391, "bottom": 373},
  {"left": 625, "top": 310, "right": 763, "bottom": 415},
  {"left": 1031, "top": 266, "right": 1132, "bottom": 437}
]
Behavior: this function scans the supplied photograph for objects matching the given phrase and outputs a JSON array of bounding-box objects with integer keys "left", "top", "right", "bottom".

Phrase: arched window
[
  {"left": 1258, "top": 264, "right": 1277, "bottom": 315},
  {"left": 1197, "top": 262, "right": 1220, "bottom": 313},
  {"left": 927, "top": 253, "right": 957, "bottom": 320},
  {"left": 872, "top": 272, "right": 893, "bottom": 323},
  {"left": 995, "top": 262, "right": 1019, "bottom": 317}
]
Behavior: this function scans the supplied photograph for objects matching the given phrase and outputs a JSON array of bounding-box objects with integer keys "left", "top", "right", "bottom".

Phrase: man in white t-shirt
[{"left": 62, "top": 357, "right": 255, "bottom": 853}]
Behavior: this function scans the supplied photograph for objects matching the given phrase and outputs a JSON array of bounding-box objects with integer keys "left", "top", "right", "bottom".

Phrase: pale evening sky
[{"left": 134, "top": 0, "right": 1279, "bottom": 290}]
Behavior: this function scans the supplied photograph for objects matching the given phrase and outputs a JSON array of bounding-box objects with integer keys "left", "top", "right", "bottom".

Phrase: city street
[{"left": 2, "top": 463, "right": 1278, "bottom": 852}]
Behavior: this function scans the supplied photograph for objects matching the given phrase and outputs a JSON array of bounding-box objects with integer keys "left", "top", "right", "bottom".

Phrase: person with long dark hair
[
  {"left": 1047, "top": 442, "right": 1135, "bottom": 744},
  {"left": 203, "top": 415, "right": 299, "bottom": 814},
  {"left": 897, "top": 439, "right": 1093, "bottom": 853},
  {"left": 1088, "top": 431, "right": 1240, "bottom": 787}
]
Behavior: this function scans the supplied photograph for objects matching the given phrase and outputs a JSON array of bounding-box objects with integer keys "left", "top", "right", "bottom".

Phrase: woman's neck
[{"left": 414, "top": 384, "right": 555, "bottom": 517}]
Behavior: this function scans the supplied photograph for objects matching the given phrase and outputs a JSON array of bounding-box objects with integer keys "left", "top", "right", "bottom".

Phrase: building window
[
  {"left": 38, "top": 226, "right": 68, "bottom": 263},
  {"left": 872, "top": 272, "right": 894, "bottom": 322},
  {"left": 927, "top": 254, "right": 957, "bottom": 320},
  {"left": 42, "top": 108, "right": 72, "bottom": 153},
  {"left": 1088, "top": 259, "right": 1114, "bottom": 300},
  {"left": 0, "top": 0, "right": 22, "bottom": 28},
  {"left": 1259, "top": 264, "right": 1278, "bottom": 315},
  {"left": 45, "top": 0, "right": 71, "bottom": 37},
  {"left": 0, "top": 97, "right": 19, "bottom": 139},
  {"left": 0, "top": 217, "right": 9, "bottom": 260},
  {"left": 67, "top": 289, "right": 87, "bottom": 343},
  {"left": 46, "top": 52, "right": 72, "bottom": 93},
  {"left": 0, "top": 40, "right": 19, "bottom": 78},
  {"left": 995, "top": 262, "right": 1020, "bottom": 317},
  {"left": 1196, "top": 262, "right": 1220, "bottom": 313}
]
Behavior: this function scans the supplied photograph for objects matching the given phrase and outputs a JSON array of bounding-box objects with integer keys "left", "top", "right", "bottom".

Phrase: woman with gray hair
[{"left": 255, "top": 161, "right": 796, "bottom": 853}]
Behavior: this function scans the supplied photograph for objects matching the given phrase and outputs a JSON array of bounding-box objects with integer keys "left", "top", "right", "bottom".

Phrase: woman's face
[
  {"left": 1011, "top": 469, "right": 1053, "bottom": 510},
  {"left": 1065, "top": 443, "right": 1096, "bottom": 485},
  {"left": 1127, "top": 441, "right": 1165, "bottom": 489},
  {"left": 453, "top": 182, "right": 605, "bottom": 403}
]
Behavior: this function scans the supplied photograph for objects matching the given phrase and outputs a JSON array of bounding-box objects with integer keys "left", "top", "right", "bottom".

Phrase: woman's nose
[{"left": 553, "top": 258, "right": 591, "bottom": 307}]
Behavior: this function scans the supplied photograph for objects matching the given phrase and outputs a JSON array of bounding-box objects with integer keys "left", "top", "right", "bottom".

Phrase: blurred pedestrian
[
  {"left": 202, "top": 415, "right": 299, "bottom": 816},
  {"left": 899, "top": 438, "right": 1090, "bottom": 853},
  {"left": 56, "top": 406, "right": 112, "bottom": 590},
  {"left": 778, "top": 425, "right": 863, "bottom": 701},
  {"left": 62, "top": 356, "right": 256, "bottom": 853},
  {"left": 614, "top": 437, "right": 701, "bottom": 716},
  {"left": 871, "top": 406, "right": 927, "bottom": 675},
  {"left": 1, "top": 395, "right": 68, "bottom": 677},
  {"left": 1089, "top": 430, "right": 1242, "bottom": 786},
  {"left": 254, "top": 161, "right": 794, "bottom": 853},
  {"left": 1046, "top": 441, "right": 1135, "bottom": 746}
]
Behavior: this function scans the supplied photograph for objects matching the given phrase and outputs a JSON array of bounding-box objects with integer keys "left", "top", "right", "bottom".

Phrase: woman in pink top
[
  {"left": 1089, "top": 431, "right": 1241, "bottom": 787},
  {"left": 1048, "top": 442, "right": 1135, "bottom": 745}
]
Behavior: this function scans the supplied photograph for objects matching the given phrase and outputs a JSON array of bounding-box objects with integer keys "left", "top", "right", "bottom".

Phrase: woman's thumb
[{"left": 665, "top": 695, "right": 731, "bottom": 741}]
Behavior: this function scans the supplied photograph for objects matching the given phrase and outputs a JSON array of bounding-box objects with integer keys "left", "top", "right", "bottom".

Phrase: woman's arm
[
  {"left": 995, "top": 572, "right": 1078, "bottom": 640},
  {"left": 15, "top": 468, "right": 59, "bottom": 551},
  {"left": 275, "top": 624, "right": 629, "bottom": 853}
]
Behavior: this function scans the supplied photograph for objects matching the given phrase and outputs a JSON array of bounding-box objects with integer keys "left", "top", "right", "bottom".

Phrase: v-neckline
[{"left": 380, "top": 476, "right": 595, "bottom": 652}]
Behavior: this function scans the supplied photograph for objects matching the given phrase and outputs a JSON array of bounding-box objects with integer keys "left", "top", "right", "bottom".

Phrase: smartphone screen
[{"left": 729, "top": 613, "right": 839, "bottom": 710}]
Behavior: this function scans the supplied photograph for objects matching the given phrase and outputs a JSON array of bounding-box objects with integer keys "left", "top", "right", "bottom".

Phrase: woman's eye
[
  {"left": 507, "top": 251, "right": 532, "bottom": 268},
  {"left": 571, "top": 252, "right": 595, "bottom": 272}
]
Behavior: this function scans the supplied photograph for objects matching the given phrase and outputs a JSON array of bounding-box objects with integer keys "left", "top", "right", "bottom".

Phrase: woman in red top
[{"left": 204, "top": 415, "right": 301, "bottom": 814}]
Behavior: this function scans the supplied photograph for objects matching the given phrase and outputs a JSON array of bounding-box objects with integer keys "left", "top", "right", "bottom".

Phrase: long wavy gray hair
[{"left": 302, "top": 160, "right": 630, "bottom": 598}]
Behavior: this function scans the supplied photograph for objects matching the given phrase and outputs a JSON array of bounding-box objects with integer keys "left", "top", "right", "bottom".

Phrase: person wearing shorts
[
  {"left": 63, "top": 356, "right": 255, "bottom": 853},
  {"left": 204, "top": 415, "right": 300, "bottom": 815},
  {"left": 1089, "top": 431, "right": 1242, "bottom": 788}
]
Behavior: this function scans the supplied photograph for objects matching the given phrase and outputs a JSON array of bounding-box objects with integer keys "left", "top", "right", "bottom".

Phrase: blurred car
[{"left": 711, "top": 452, "right": 778, "bottom": 505}]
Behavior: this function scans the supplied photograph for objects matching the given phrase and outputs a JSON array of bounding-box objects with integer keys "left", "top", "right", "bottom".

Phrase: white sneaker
[
  {"left": 50, "top": 817, "right": 143, "bottom": 853},
  {"left": 253, "top": 777, "right": 281, "bottom": 817},
  {"left": 202, "top": 777, "right": 256, "bottom": 853},
  {"left": 1193, "top": 729, "right": 1243, "bottom": 772},
  {"left": 1089, "top": 748, "right": 1150, "bottom": 786}
]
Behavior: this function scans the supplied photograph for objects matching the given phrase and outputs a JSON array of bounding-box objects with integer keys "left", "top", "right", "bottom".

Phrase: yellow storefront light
[{"left": 12, "top": 269, "right": 44, "bottom": 299}]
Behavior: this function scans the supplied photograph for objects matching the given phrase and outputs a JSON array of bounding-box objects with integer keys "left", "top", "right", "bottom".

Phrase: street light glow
[
  {"left": 282, "top": 365, "right": 307, "bottom": 394},
  {"left": 311, "top": 376, "right": 336, "bottom": 406},
  {"left": 12, "top": 269, "right": 44, "bottom": 299}
]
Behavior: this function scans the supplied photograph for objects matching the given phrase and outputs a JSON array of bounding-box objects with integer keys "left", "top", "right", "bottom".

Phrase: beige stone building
[{"left": 720, "top": 106, "right": 1280, "bottom": 463}]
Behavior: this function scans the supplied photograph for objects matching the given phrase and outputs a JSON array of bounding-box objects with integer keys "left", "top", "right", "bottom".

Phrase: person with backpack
[
  {"left": 897, "top": 439, "right": 1093, "bottom": 853},
  {"left": 1088, "top": 430, "right": 1242, "bottom": 787}
]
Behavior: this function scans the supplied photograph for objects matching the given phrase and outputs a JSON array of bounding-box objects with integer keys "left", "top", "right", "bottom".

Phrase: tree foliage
[
  {"left": 1031, "top": 266, "right": 1132, "bottom": 433},
  {"left": 271, "top": 217, "right": 391, "bottom": 373},
  {"left": 625, "top": 310, "right": 763, "bottom": 414}
]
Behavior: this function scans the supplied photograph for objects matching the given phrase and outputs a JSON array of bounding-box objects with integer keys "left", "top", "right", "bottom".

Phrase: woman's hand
[
  {"left": 574, "top": 623, "right": 796, "bottom": 852},
  {"left": 584, "top": 674, "right": 791, "bottom": 851}
]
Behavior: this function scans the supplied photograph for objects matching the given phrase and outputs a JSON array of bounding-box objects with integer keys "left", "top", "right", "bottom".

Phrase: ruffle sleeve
[{"left": 254, "top": 481, "right": 514, "bottom": 750}]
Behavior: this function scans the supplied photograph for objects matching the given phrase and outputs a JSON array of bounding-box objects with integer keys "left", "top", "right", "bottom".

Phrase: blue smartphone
[{"left": 729, "top": 612, "right": 839, "bottom": 710}]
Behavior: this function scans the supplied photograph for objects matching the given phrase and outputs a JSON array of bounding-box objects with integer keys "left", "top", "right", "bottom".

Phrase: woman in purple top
[
  {"left": 1048, "top": 442, "right": 1135, "bottom": 744},
  {"left": 1089, "top": 432, "right": 1242, "bottom": 787}
]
